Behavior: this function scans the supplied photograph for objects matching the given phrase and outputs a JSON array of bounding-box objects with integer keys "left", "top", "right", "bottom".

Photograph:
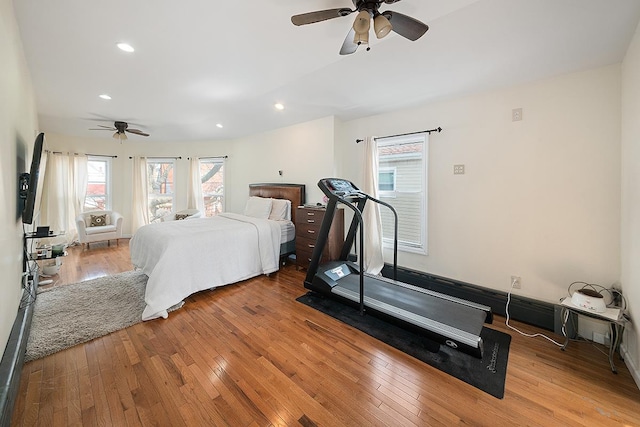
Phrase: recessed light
[
  {"left": 117, "top": 42, "right": 135, "bottom": 53},
  {"left": 99, "top": 94, "right": 112, "bottom": 100},
  {"left": 274, "top": 103, "right": 284, "bottom": 111},
  {"left": 216, "top": 123, "right": 223, "bottom": 128}
]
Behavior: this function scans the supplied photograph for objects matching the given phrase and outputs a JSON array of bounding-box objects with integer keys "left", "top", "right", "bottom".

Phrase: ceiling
[{"left": 13, "top": 0, "right": 640, "bottom": 142}]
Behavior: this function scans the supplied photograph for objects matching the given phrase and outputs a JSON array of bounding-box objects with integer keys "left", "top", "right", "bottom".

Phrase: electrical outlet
[
  {"left": 511, "top": 276, "right": 521, "bottom": 289},
  {"left": 512, "top": 108, "right": 523, "bottom": 122},
  {"left": 453, "top": 164, "right": 465, "bottom": 175}
]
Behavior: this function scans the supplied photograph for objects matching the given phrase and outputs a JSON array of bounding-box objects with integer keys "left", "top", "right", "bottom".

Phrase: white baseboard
[{"left": 620, "top": 343, "right": 640, "bottom": 390}]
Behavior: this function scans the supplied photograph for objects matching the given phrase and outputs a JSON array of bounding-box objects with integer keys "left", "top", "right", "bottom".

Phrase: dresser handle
[
  {"left": 307, "top": 212, "right": 315, "bottom": 216},
  {"left": 307, "top": 230, "right": 315, "bottom": 234},
  {"left": 307, "top": 219, "right": 315, "bottom": 223},
  {"left": 308, "top": 244, "right": 315, "bottom": 248}
]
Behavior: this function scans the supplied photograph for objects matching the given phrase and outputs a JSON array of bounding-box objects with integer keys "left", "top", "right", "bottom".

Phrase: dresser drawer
[
  {"left": 296, "top": 248, "right": 314, "bottom": 269},
  {"left": 296, "top": 235, "right": 319, "bottom": 252},
  {"left": 296, "top": 221, "right": 322, "bottom": 238}
]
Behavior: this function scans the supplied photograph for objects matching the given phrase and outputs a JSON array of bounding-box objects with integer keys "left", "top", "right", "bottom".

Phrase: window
[
  {"left": 84, "top": 156, "right": 111, "bottom": 211},
  {"left": 378, "top": 167, "right": 397, "bottom": 192},
  {"left": 146, "top": 158, "right": 175, "bottom": 223},
  {"left": 377, "top": 133, "right": 428, "bottom": 254},
  {"left": 199, "top": 158, "right": 225, "bottom": 217}
]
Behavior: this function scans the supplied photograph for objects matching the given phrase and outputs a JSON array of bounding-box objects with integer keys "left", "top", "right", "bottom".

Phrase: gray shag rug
[{"left": 25, "top": 271, "right": 149, "bottom": 362}]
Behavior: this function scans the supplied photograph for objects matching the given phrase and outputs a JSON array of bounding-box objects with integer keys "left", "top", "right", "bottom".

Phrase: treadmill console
[{"left": 319, "top": 178, "right": 362, "bottom": 199}]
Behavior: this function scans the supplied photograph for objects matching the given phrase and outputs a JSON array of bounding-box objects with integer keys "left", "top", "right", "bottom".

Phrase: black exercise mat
[{"left": 297, "top": 292, "right": 511, "bottom": 399}]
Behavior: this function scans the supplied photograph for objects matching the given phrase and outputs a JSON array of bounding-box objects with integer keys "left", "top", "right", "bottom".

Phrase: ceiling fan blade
[
  {"left": 126, "top": 129, "right": 150, "bottom": 137},
  {"left": 292, "top": 8, "right": 353, "bottom": 26},
  {"left": 339, "top": 28, "right": 359, "bottom": 55},
  {"left": 97, "top": 124, "right": 115, "bottom": 129},
  {"left": 383, "top": 11, "right": 428, "bottom": 41}
]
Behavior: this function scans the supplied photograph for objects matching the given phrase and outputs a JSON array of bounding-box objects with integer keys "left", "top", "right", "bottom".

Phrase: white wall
[
  {"left": 0, "top": 0, "right": 39, "bottom": 355},
  {"left": 621, "top": 20, "right": 640, "bottom": 386},
  {"left": 44, "top": 116, "right": 337, "bottom": 236},
  {"left": 336, "top": 65, "right": 622, "bottom": 306},
  {"left": 227, "top": 116, "right": 335, "bottom": 212}
]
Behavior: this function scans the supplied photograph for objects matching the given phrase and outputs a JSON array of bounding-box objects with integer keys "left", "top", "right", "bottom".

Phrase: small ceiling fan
[
  {"left": 291, "top": 0, "right": 429, "bottom": 55},
  {"left": 89, "top": 121, "right": 150, "bottom": 140}
]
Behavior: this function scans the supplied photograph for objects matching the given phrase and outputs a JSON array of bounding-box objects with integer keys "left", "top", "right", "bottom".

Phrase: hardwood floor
[{"left": 12, "top": 240, "right": 640, "bottom": 426}]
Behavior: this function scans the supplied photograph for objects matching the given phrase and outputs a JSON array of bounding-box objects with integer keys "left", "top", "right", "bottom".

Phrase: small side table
[{"left": 560, "top": 298, "right": 627, "bottom": 373}]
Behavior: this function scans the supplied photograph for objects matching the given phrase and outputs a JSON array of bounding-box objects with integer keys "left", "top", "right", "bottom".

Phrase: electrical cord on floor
[{"left": 505, "top": 278, "right": 565, "bottom": 347}]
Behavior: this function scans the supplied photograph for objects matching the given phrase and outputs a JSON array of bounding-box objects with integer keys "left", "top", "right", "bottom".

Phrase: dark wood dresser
[{"left": 295, "top": 206, "right": 344, "bottom": 270}]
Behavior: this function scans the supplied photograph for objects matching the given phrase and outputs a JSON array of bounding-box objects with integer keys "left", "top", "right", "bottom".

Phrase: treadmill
[{"left": 304, "top": 178, "right": 493, "bottom": 358}]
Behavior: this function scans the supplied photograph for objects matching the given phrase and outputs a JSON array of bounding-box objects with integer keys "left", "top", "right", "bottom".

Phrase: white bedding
[{"left": 130, "top": 213, "right": 282, "bottom": 320}]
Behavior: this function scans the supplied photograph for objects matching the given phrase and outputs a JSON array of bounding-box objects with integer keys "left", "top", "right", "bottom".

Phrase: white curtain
[
  {"left": 73, "top": 155, "right": 88, "bottom": 217},
  {"left": 40, "top": 153, "right": 68, "bottom": 238},
  {"left": 361, "top": 136, "right": 385, "bottom": 274},
  {"left": 131, "top": 156, "right": 149, "bottom": 232},
  {"left": 187, "top": 157, "right": 205, "bottom": 212},
  {"left": 39, "top": 153, "right": 88, "bottom": 244}
]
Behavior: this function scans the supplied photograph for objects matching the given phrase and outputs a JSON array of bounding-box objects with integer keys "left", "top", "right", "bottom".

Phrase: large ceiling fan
[
  {"left": 89, "top": 121, "right": 150, "bottom": 140},
  {"left": 291, "top": 0, "right": 429, "bottom": 55}
]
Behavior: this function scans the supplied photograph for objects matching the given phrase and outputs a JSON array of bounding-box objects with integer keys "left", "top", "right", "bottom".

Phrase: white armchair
[{"left": 76, "top": 210, "right": 124, "bottom": 249}]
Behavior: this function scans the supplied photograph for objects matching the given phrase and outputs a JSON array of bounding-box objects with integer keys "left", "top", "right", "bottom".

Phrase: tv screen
[
  {"left": 16, "top": 140, "right": 26, "bottom": 222},
  {"left": 21, "top": 132, "right": 45, "bottom": 224}
]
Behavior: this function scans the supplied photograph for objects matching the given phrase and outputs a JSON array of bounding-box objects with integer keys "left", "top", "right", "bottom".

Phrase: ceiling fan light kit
[
  {"left": 374, "top": 14, "right": 392, "bottom": 38},
  {"left": 291, "top": 0, "right": 428, "bottom": 55},
  {"left": 353, "top": 10, "right": 371, "bottom": 34},
  {"left": 354, "top": 30, "right": 370, "bottom": 46},
  {"left": 90, "top": 120, "right": 150, "bottom": 140}
]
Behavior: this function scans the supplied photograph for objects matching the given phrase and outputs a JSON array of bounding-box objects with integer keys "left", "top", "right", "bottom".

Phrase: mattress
[
  {"left": 280, "top": 220, "right": 295, "bottom": 243},
  {"left": 279, "top": 220, "right": 296, "bottom": 256}
]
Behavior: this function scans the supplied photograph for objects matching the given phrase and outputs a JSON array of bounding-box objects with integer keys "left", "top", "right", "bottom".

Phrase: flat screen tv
[{"left": 20, "top": 132, "right": 45, "bottom": 224}]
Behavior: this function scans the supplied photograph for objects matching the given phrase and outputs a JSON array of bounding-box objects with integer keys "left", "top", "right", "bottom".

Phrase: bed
[{"left": 130, "top": 183, "right": 305, "bottom": 320}]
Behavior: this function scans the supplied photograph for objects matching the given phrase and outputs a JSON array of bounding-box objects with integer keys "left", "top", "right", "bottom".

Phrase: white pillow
[
  {"left": 269, "top": 198, "right": 291, "bottom": 221},
  {"left": 244, "top": 196, "right": 273, "bottom": 219}
]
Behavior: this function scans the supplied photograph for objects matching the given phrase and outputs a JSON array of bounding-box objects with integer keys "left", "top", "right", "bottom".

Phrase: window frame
[
  {"left": 84, "top": 155, "right": 112, "bottom": 211},
  {"left": 146, "top": 158, "right": 176, "bottom": 223},
  {"left": 199, "top": 158, "right": 225, "bottom": 217},
  {"left": 376, "top": 133, "right": 428, "bottom": 255},
  {"left": 378, "top": 166, "right": 397, "bottom": 194}
]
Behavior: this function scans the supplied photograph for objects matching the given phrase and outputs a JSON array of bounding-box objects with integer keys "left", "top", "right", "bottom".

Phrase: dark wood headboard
[{"left": 249, "top": 183, "right": 306, "bottom": 224}]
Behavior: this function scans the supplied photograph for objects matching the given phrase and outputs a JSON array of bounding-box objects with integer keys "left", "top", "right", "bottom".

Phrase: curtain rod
[
  {"left": 187, "top": 155, "right": 228, "bottom": 160},
  {"left": 128, "top": 156, "right": 182, "bottom": 159},
  {"left": 46, "top": 150, "right": 117, "bottom": 158},
  {"left": 356, "top": 127, "right": 442, "bottom": 143}
]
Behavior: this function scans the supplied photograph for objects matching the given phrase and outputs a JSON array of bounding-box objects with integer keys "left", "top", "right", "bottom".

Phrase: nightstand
[{"left": 295, "top": 206, "right": 344, "bottom": 270}]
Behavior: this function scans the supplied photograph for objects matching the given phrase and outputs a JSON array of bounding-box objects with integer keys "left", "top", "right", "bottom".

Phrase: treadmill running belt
[{"left": 334, "top": 274, "right": 485, "bottom": 337}]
